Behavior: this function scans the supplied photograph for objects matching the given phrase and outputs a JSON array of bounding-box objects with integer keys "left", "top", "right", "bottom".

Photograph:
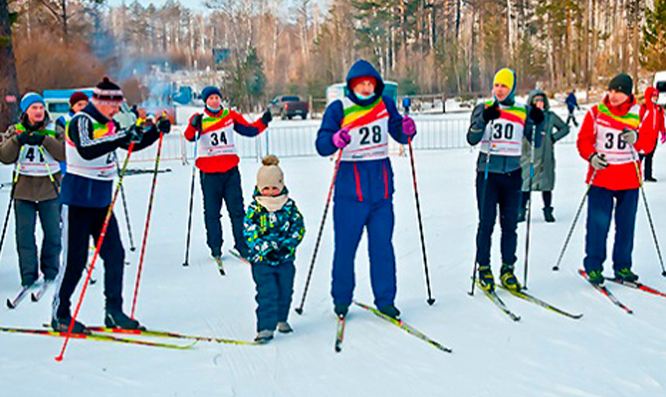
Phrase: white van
[{"left": 653, "top": 71, "right": 666, "bottom": 106}]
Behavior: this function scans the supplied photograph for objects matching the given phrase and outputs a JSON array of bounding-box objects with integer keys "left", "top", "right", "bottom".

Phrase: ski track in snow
[{"left": 0, "top": 116, "right": 665, "bottom": 396}]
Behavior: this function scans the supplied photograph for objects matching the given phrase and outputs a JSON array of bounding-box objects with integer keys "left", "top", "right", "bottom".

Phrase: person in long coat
[{"left": 518, "top": 90, "right": 570, "bottom": 223}]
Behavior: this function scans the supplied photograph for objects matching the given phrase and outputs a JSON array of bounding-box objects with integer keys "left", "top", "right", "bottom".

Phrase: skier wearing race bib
[
  {"left": 184, "top": 87, "right": 272, "bottom": 264},
  {"left": 577, "top": 73, "right": 657, "bottom": 285},
  {"left": 467, "top": 68, "right": 543, "bottom": 293},
  {"left": 52, "top": 77, "right": 171, "bottom": 332},
  {"left": 316, "top": 59, "right": 417, "bottom": 320},
  {"left": 0, "top": 93, "right": 65, "bottom": 287},
  {"left": 55, "top": 91, "right": 90, "bottom": 175}
]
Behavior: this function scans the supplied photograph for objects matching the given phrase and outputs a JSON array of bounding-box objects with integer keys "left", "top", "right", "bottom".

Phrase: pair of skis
[
  {"left": 6, "top": 281, "right": 53, "bottom": 309},
  {"left": 334, "top": 301, "right": 452, "bottom": 354},
  {"left": 476, "top": 280, "right": 583, "bottom": 321},
  {"left": 0, "top": 324, "right": 258, "bottom": 350},
  {"left": 579, "top": 269, "right": 666, "bottom": 314}
]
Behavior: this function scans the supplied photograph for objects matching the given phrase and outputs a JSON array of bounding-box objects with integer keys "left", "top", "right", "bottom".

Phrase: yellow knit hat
[{"left": 493, "top": 68, "right": 515, "bottom": 90}]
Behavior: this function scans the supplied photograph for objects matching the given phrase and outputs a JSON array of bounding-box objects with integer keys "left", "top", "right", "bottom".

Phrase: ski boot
[
  {"left": 105, "top": 309, "right": 145, "bottom": 330},
  {"left": 500, "top": 263, "right": 522, "bottom": 292},
  {"left": 615, "top": 268, "right": 639, "bottom": 283},
  {"left": 543, "top": 207, "right": 556, "bottom": 223},
  {"left": 477, "top": 265, "right": 495, "bottom": 292},
  {"left": 277, "top": 322, "right": 293, "bottom": 334},
  {"left": 333, "top": 303, "right": 349, "bottom": 319},
  {"left": 378, "top": 304, "right": 401, "bottom": 320},
  {"left": 517, "top": 207, "right": 527, "bottom": 223},
  {"left": 51, "top": 315, "right": 88, "bottom": 334},
  {"left": 214, "top": 255, "right": 225, "bottom": 275},
  {"left": 254, "top": 330, "right": 274, "bottom": 344},
  {"left": 587, "top": 269, "right": 605, "bottom": 285}
]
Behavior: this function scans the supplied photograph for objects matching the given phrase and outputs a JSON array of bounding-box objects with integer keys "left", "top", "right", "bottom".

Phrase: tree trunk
[{"left": 0, "top": 0, "right": 19, "bottom": 131}]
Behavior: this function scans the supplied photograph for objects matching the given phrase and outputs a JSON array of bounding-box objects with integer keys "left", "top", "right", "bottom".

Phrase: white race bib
[
  {"left": 65, "top": 113, "right": 118, "bottom": 181},
  {"left": 197, "top": 119, "right": 236, "bottom": 158},
  {"left": 340, "top": 98, "right": 389, "bottom": 162},
  {"left": 594, "top": 104, "right": 641, "bottom": 165}
]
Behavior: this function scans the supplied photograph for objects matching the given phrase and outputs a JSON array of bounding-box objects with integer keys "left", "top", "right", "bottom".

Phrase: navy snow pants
[
  {"left": 199, "top": 167, "right": 249, "bottom": 257},
  {"left": 331, "top": 198, "right": 396, "bottom": 309},
  {"left": 251, "top": 261, "right": 295, "bottom": 332},
  {"left": 474, "top": 169, "right": 522, "bottom": 268},
  {"left": 583, "top": 186, "right": 638, "bottom": 274}
]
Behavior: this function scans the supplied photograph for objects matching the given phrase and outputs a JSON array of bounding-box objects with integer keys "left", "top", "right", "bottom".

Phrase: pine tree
[{"left": 640, "top": 0, "right": 666, "bottom": 72}]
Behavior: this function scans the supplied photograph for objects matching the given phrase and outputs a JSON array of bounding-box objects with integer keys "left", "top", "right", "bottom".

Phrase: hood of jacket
[
  {"left": 345, "top": 59, "right": 385, "bottom": 106},
  {"left": 527, "top": 89, "right": 550, "bottom": 111}
]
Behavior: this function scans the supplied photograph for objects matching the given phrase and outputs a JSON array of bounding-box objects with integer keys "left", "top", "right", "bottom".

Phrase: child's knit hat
[{"left": 257, "top": 155, "right": 285, "bottom": 191}]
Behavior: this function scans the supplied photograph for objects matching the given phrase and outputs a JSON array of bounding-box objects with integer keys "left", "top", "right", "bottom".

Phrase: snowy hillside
[{"left": 1, "top": 122, "right": 666, "bottom": 396}]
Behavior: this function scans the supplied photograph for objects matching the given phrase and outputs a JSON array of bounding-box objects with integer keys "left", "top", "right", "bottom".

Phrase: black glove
[
  {"left": 190, "top": 114, "right": 203, "bottom": 131},
  {"left": 529, "top": 106, "right": 545, "bottom": 125},
  {"left": 16, "top": 132, "right": 31, "bottom": 146},
  {"left": 157, "top": 117, "right": 171, "bottom": 134},
  {"left": 26, "top": 133, "right": 45, "bottom": 146},
  {"left": 123, "top": 126, "right": 143, "bottom": 144},
  {"left": 261, "top": 110, "right": 272, "bottom": 125},
  {"left": 482, "top": 103, "right": 501, "bottom": 123}
]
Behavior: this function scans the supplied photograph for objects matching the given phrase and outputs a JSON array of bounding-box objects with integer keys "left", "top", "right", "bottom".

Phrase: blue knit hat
[
  {"left": 201, "top": 86, "right": 222, "bottom": 104},
  {"left": 20, "top": 92, "right": 45, "bottom": 113}
]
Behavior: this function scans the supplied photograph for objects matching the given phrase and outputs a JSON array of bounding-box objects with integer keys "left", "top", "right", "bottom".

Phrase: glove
[
  {"left": 482, "top": 103, "right": 501, "bottom": 123},
  {"left": 16, "top": 132, "right": 31, "bottom": 146},
  {"left": 157, "top": 117, "right": 171, "bottom": 134},
  {"left": 402, "top": 115, "right": 416, "bottom": 137},
  {"left": 589, "top": 153, "right": 608, "bottom": 170},
  {"left": 261, "top": 110, "right": 272, "bottom": 125},
  {"left": 661, "top": 133, "right": 666, "bottom": 144},
  {"left": 123, "top": 125, "right": 143, "bottom": 144},
  {"left": 620, "top": 128, "right": 638, "bottom": 146},
  {"left": 332, "top": 127, "right": 351, "bottom": 148},
  {"left": 529, "top": 106, "right": 545, "bottom": 125},
  {"left": 26, "top": 133, "right": 45, "bottom": 146},
  {"left": 190, "top": 114, "right": 203, "bottom": 131}
]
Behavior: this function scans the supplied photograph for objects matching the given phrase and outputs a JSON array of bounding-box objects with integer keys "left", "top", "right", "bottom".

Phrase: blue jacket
[
  {"left": 565, "top": 92, "right": 578, "bottom": 111},
  {"left": 316, "top": 60, "right": 410, "bottom": 202}
]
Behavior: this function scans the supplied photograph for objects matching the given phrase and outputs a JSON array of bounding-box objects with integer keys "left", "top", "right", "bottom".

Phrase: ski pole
[
  {"left": 295, "top": 150, "right": 343, "bottom": 314},
  {"left": 55, "top": 142, "right": 136, "bottom": 362},
  {"left": 629, "top": 146, "right": 666, "bottom": 276},
  {"left": 38, "top": 146, "right": 60, "bottom": 197},
  {"left": 130, "top": 130, "right": 165, "bottom": 319},
  {"left": 404, "top": 99, "right": 435, "bottom": 305},
  {"left": 552, "top": 170, "right": 596, "bottom": 271},
  {"left": 182, "top": 121, "right": 200, "bottom": 267},
  {"left": 469, "top": 113, "right": 496, "bottom": 296},
  {"left": 0, "top": 147, "right": 25, "bottom": 260},
  {"left": 115, "top": 157, "right": 136, "bottom": 252},
  {"left": 522, "top": 126, "right": 537, "bottom": 289}
]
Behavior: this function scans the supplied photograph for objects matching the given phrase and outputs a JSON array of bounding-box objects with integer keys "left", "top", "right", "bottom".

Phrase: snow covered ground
[{"left": 1, "top": 119, "right": 666, "bottom": 396}]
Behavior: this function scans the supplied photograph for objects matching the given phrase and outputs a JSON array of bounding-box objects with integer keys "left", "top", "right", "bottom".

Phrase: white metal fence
[{"left": 121, "top": 107, "right": 586, "bottom": 164}]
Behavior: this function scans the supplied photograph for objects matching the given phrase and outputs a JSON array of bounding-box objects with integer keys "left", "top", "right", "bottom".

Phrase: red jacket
[
  {"left": 184, "top": 108, "right": 267, "bottom": 173},
  {"left": 577, "top": 95, "right": 657, "bottom": 190},
  {"left": 639, "top": 86, "right": 666, "bottom": 152}
]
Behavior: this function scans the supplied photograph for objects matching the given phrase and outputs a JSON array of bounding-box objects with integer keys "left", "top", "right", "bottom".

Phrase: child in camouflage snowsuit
[{"left": 244, "top": 155, "right": 305, "bottom": 343}]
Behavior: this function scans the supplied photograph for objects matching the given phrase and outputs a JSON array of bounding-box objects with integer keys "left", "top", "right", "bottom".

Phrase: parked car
[{"left": 269, "top": 95, "right": 309, "bottom": 120}]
